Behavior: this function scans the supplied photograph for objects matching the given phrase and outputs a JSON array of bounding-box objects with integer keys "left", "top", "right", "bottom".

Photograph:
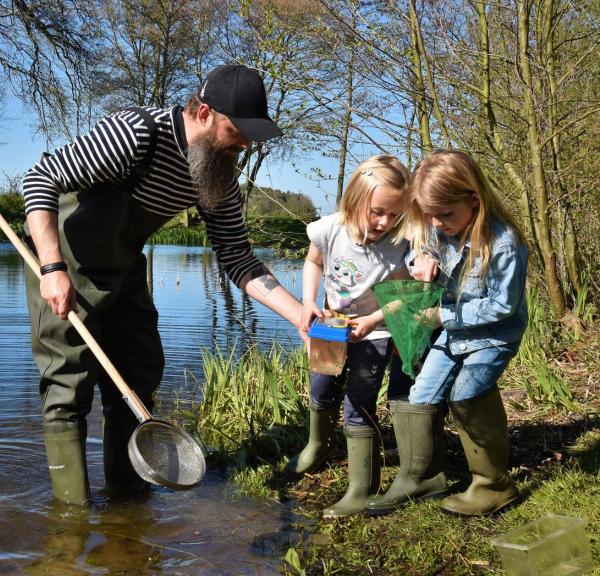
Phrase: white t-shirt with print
[{"left": 307, "top": 212, "right": 409, "bottom": 340}]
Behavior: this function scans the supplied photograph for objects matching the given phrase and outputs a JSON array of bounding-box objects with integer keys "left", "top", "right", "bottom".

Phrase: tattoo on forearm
[{"left": 247, "top": 265, "right": 280, "bottom": 297}]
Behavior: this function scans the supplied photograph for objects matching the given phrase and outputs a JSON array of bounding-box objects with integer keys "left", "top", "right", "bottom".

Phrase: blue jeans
[
  {"left": 409, "top": 331, "right": 521, "bottom": 405},
  {"left": 387, "top": 328, "right": 443, "bottom": 400},
  {"left": 310, "top": 338, "right": 393, "bottom": 427}
]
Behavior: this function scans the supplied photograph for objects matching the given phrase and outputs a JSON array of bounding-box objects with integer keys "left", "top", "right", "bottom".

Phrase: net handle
[{"left": 0, "top": 212, "right": 152, "bottom": 423}]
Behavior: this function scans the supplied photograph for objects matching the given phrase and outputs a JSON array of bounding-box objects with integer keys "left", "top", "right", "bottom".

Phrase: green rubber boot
[
  {"left": 103, "top": 408, "right": 150, "bottom": 494},
  {"left": 285, "top": 405, "right": 339, "bottom": 476},
  {"left": 366, "top": 400, "right": 447, "bottom": 516},
  {"left": 44, "top": 421, "right": 90, "bottom": 506},
  {"left": 441, "top": 386, "right": 519, "bottom": 516},
  {"left": 322, "top": 425, "right": 380, "bottom": 519}
]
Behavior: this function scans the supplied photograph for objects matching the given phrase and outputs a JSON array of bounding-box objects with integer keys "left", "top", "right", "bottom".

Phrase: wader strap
[{"left": 121, "top": 107, "right": 158, "bottom": 188}]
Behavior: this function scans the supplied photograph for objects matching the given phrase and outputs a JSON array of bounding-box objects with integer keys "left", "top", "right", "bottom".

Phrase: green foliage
[
  {"left": 245, "top": 185, "right": 317, "bottom": 221},
  {"left": 0, "top": 192, "right": 25, "bottom": 240},
  {"left": 514, "top": 288, "right": 577, "bottom": 410},
  {"left": 147, "top": 224, "right": 209, "bottom": 246},
  {"left": 247, "top": 216, "right": 310, "bottom": 257},
  {"left": 189, "top": 343, "right": 310, "bottom": 467}
]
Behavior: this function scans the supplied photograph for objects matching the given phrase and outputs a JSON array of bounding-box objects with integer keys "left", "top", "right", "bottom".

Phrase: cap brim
[{"left": 229, "top": 116, "right": 283, "bottom": 143}]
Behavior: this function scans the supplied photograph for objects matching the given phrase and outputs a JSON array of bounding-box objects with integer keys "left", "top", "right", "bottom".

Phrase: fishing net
[
  {"left": 128, "top": 420, "right": 206, "bottom": 490},
  {"left": 373, "top": 280, "right": 444, "bottom": 378}
]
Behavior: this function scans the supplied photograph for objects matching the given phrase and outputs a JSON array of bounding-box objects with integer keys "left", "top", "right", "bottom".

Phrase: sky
[{"left": 0, "top": 95, "right": 339, "bottom": 215}]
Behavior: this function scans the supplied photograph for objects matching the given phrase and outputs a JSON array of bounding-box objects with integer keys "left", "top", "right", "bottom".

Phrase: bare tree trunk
[
  {"left": 541, "top": 0, "right": 583, "bottom": 297},
  {"left": 413, "top": 1, "right": 450, "bottom": 148},
  {"left": 476, "top": 0, "right": 535, "bottom": 238},
  {"left": 518, "top": 0, "right": 567, "bottom": 318},
  {"left": 408, "top": 0, "right": 432, "bottom": 153},
  {"left": 336, "top": 52, "right": 354, "bottom": 206},
  {"left": 336, "top": 8, "right": 356, "bottom": 207}
]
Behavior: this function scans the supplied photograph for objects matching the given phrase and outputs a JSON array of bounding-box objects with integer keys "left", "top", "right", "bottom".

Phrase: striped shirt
[{"left": 22, "top": 106, "right": 262, "bottom": 287}]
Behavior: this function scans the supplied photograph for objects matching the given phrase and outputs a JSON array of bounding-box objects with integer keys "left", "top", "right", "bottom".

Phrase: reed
[
  {"left": 513, "top": 287, "right": 576, "bottom": 410},
  {"left": 188, "top": 343, "right": 310, "bottom": 465},
  {"left": 148, "top": 225, "right": 209, "bottom": 246}
]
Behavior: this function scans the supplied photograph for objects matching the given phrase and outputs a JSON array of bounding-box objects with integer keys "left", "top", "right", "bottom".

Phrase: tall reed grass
[
  {"left": 514, "top": 287, "right": 576, "bottom": 410},
  {"left": 186, "top": 343, "right": 310, "bottom": 466},
  {"left": 148, "top": 225, "right": 209, "bottom": 246}
]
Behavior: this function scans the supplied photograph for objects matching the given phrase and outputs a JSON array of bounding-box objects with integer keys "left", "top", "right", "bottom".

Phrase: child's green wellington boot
[
  {"left": 366, "top": 400, "right": 447, "bottom": 516},
  {"left": 322, "top": 425, "right": 380, "bottom": 518},
  {"left": 441, "top": 386, "right": 519, "bottom": 516},
  {"left": 284, "top": 405, "right": 339, "bottom": 476}
]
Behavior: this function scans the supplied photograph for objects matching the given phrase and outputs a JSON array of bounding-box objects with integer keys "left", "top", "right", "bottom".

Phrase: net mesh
[
  {"left": 130, "top": 421, "right": 205, "bottom": 489},
  {"left": 373, "top": 280, "right": 444, "bottom": 378}
]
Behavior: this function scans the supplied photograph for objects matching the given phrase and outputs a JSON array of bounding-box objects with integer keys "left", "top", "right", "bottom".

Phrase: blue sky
[{"left": 0, "top": 95, "right": 339, "bottom": 215}]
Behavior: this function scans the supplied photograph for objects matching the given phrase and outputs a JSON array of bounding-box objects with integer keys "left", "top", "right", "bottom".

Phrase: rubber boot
[
  {"left": 366, "top": 400, "right": 447, "bottom": 516},
  {"left": 285, "top": 405, "right": 339, "bottom": 476},
  {"left": 322, "top": 425, "right": 380, "bottom": 518},
  {"left": 103, "top": 407, "right": 150, "bottom": 494},
  {"left": 44, "top": 421, "right": 90, "bottom": 506},
  {"left": 441, "top": 386, "right": 519, "bottom": 516}
]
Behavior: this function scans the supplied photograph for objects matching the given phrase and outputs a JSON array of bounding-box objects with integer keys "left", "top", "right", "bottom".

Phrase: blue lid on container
[{"left": 308, "top": 317, "right": 352, "bottom": 342}]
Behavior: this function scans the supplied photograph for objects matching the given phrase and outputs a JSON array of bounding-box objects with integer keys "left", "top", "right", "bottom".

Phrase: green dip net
[{"left": 373, "top": 280, "right": 444, "bottom": 378}]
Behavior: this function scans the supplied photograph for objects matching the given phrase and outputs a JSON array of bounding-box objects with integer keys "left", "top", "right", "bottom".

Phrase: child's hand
[
  {"left": 349, "top": 313, "right": 380, "bottom": 342},
  {"left": 411, "top": 254, "right": 438, "bottom": 282},
  {"left": 301, "top": 301, "right": 323, "bottom": 333},
  {"left": 414, "top": 307, "right": 442, "bottom": 328}
]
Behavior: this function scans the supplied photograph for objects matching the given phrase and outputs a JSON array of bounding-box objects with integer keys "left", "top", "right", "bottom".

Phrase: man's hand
[{"left": 40, "top": 270, "right": 78, "bottom": 320}]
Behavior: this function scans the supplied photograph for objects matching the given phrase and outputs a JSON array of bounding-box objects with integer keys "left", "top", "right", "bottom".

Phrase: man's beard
[{"left": 188, "top": 133, "right": 240, "bottom": 211}]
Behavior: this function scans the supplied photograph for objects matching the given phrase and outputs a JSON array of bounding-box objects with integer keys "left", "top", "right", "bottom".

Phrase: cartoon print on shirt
[{"left": 325, "top": 257, "right": 364, "bottom": 312}]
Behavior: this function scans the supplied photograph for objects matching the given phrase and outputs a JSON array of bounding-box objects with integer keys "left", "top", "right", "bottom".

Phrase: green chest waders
[{"left": 24, "top": 114, "right": 188, "bottom": 503}]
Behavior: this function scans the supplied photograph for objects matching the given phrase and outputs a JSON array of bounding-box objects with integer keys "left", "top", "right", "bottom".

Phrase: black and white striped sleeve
[
  {"left": 198, "top": 180, "right": 264, "bottom": 288},
  {"left": 22, "top": 111, "right": 153, "bottom": 215}
]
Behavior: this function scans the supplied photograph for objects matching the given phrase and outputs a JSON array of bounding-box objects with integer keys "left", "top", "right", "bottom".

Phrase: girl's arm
[
  {"left": 349, "top": 309, "right": 384, "bottom": 341},
  {"left": 440, "top": 244, "right": 528, "bottom": 329},
  {"left": 301, "top": 242, "right": 325, "bottom": 333}
]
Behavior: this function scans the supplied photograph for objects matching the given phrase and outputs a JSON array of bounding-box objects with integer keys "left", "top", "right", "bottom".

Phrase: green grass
[
  {"left": 178, "top": 316, "right": 599, "bottom": 576},
  {"left": 179, "top": 343, "right": 311, "bottom": 468}
]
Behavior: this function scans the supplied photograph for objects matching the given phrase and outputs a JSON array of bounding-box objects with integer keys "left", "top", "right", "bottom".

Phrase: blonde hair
[
  {"left": 409, "top": 149, "right": 526, "bottom": 281},
  {"left": 339, "top": 154, "right": 409, "bottom": 244}
]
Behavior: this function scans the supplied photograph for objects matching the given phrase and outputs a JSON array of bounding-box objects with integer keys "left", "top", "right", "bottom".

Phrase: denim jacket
[{"left": 409, "top": 220, "right": 528, "bottom": 355}]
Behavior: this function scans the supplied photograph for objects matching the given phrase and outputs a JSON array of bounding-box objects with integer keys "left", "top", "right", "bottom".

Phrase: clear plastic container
[
  {"left": 308, "top": 317, "right": 351, "bottom": 376},
  {"left": 491, "top": 515, "right": 594, "bottom": 576}
]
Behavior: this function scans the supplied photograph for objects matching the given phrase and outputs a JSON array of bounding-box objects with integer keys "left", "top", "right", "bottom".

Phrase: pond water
[{"left": 0, "top": 243, "right": 313, "bottom": 575}]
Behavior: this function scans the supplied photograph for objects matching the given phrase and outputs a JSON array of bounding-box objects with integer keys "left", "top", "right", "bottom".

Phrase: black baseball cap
[{"left": 199, "top": 64, "right": 283, "bottom": 142}]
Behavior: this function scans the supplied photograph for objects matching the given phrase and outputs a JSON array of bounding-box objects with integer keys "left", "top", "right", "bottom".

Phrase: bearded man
[{"left": 21, "top": 65, "right": 303, "bottom": 506}]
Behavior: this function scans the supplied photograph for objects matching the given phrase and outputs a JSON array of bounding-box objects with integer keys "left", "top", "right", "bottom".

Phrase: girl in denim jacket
[{"left": 367, "top": 150, "right": 528, "bottom": 517}]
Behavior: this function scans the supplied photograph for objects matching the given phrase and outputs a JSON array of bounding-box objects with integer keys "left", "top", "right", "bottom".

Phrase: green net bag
[{"left": 373, "top": 280, "right": 444, "bottom": 378}]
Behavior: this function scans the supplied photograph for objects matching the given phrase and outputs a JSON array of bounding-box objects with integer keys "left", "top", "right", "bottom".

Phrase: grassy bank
[{"left": 180, "top": 313, "right": 599, "bottom": 575}]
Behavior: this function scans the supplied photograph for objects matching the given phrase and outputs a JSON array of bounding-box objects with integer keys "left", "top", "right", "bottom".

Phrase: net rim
[{"left": 128, "top": 419, "right": 206, "bottom": 491}]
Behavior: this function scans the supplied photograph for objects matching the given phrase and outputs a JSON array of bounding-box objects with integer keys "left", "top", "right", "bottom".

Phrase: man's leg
[
  {"left": 98, "top": 258, "right": 164, "bottom": 492},
  {"left": 25, "top": 266, "right": 101, "bottom": 506}
]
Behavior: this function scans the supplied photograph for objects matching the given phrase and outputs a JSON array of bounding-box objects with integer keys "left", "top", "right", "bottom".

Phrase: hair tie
[{"left": 361, "top": 169, "right": 373, "bottom": 176}]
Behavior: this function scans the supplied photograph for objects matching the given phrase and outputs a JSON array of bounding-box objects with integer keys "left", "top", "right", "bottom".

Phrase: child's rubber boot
[
  {"left": 366, "top": 400, "right": 447, "bottom": 516},
  {"left": 284, "top": 405, "right": 338, "bottom": 476},
  {"left": 441, "top": 386, "right": 519, "bottom": 516},
  {"left": 44, "top": 420, "right": 91, "bottom": 506},
  {"left": 322, "top": 425, "right": 380, "bottom": 519}
]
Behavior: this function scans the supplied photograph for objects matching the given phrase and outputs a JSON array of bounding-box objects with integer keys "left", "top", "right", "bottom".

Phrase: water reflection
[{"left": 0, "top": 242, "right": 309, "bottom": 575}]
